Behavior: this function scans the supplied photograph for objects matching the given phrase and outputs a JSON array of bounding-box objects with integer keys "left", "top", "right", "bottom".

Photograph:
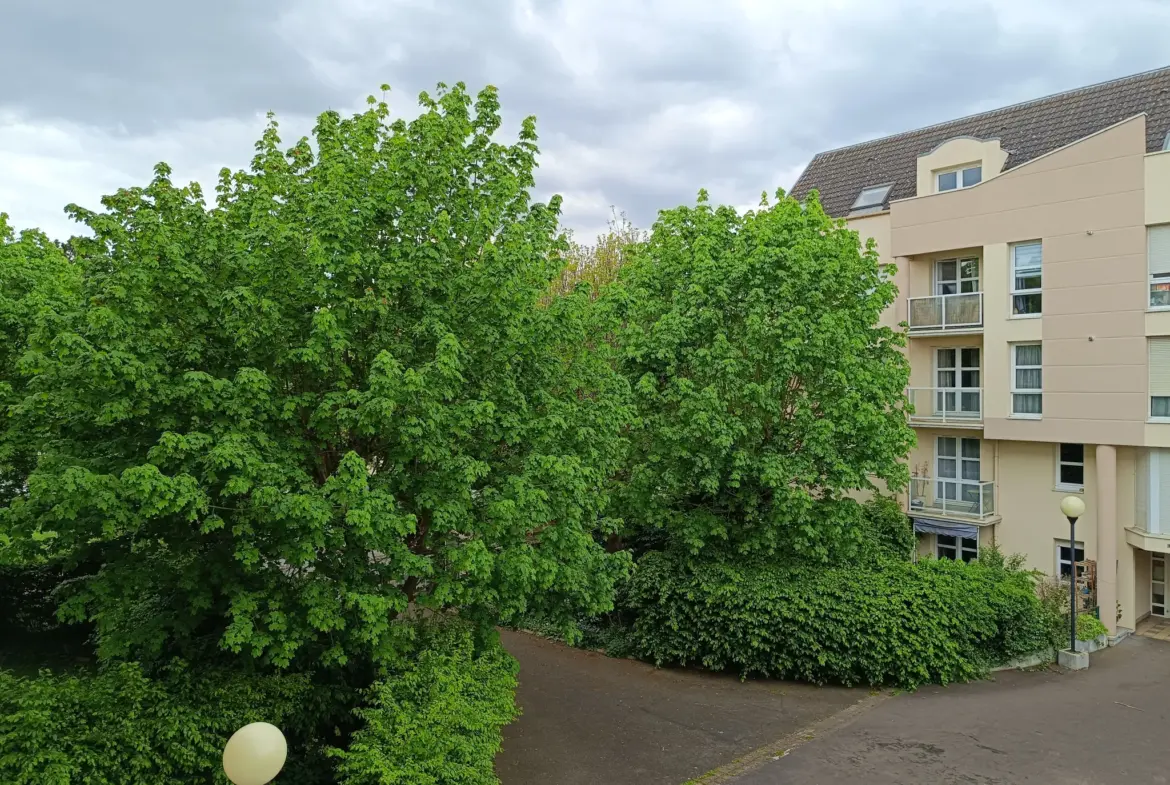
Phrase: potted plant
[{"left": 1074, "top": 614, "right": 1109, "bottom": 653}]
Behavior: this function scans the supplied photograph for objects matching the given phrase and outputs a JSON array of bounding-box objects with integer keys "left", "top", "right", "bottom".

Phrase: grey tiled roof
[{"left": 790, "top": 66, "right": 1170, "bottom": 218}]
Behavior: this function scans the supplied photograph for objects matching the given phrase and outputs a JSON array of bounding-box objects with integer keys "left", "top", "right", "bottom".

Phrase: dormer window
[
  {"left": 849, "top": 183, "right": 893, "bottom": 213},
  {"left": 937, "top": 165, "right": 982, "bottom": 192}
]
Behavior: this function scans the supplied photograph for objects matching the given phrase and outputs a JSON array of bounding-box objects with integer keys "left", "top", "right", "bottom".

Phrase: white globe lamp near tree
[
  {"left": 1059, "top": 494, "right": 1087, "bottom": 654},
  {"left": 222, "top": 722, "right": 287, "bottom": 785}
]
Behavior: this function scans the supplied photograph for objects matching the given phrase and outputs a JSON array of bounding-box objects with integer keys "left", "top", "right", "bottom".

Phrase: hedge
[
  {"left": 0, "top": 662, "right": 333, "bottom": 785},
  {"left": 333, "top": 625, "right": 520, "bottom": 785},
  {"left": 625, "top": 549, "right": 1055, "bottom": 688},
  {"left": 0, "top": 623, "right": 519, "bottom": 785}
]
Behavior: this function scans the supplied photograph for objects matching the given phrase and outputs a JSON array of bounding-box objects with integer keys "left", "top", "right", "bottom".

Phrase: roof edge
[
  {"left": 887, "top": 113, "right": 1148, "bottom": 208},
  {"left": 804, "top": 64, "right": 1170, "bottom": 160}
]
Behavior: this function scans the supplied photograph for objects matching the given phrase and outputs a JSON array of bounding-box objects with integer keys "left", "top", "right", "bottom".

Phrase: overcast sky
[{"left": 3, "top": 0, "right": 1170, "bottom": 242}]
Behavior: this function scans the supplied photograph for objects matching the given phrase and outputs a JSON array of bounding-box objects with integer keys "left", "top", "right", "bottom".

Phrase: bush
[
  {"left": 0, "top": 662, "right": 335, "bottom": 785},
  {"left": 625, "top": 549, "right": 1054, "bottom": 688},
  {"left": 1077, "top": 613, "right": 1109, "bottom": 641},
  {"left": 333, "top": 625, "right": 519, "bottom": 785}
]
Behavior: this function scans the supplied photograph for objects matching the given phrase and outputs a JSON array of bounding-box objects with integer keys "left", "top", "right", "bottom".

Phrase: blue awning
[{"left": 912, "top": 517, "right": 979, "bottom": 540}]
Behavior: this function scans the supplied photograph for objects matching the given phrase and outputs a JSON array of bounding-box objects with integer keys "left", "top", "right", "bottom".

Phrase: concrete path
[
  {"left": 495, "top": 629, "right": 868, "bottom": 785},
  {"left": 735, "top": 636, "right": 1170, "bottom": 785}
]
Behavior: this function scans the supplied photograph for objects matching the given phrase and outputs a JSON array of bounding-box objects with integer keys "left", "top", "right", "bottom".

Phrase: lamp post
[
  {"left": 1060, "top": 495, "right": 1087, "bottom": 653},
  {"left": 223, "top": 722, "right": 287, "bottom": 785}
]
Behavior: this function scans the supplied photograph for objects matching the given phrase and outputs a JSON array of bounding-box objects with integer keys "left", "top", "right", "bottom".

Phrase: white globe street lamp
[
  {"left": 223, "top": 722, "right": 287, "bottom": 785},
  {"left": 1060, "top": 495, "right": 1087, "bottom": 653}
]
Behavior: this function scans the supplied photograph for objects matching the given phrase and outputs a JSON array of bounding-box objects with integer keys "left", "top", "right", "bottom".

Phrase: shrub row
[
  {"left": 625, "top": 549, "right": 1056, "bottom": 688},
  {"left": 0, "top": 624, "right": 518, "bottom": 785}
]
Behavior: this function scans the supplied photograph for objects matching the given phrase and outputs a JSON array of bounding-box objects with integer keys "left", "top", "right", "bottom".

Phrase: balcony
[
  {"left": 906, "top": 387, "right": 983, "bottom": 428},
  {"left": 907, "top": 292, "right": 983, "bottom": 334},
  {"left": 908, "top": 477, "right": 996, "bottom": 521}
]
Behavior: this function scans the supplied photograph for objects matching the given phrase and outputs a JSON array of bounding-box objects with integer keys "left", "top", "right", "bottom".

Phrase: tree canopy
[
  {"left": 611, "top": 190, "right": 913, "bottom": 560},
  {"left": 0, "top": 84, "right": 634, "bottom": 670}
]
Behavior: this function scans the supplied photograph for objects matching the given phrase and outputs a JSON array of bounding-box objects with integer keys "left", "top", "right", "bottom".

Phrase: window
[
  {"left": 1153, "top": 553, "right": 1166, "bottom": 617},
  {"left": 935, "top": 347, "right": 980, "bottom": 416},
  {"left": 937, "top": 534, "right": 978, "bottom": 563},
  {"left": 1150, "top": 225, "right": 1170, "bottom": 308},
  {"left": 1057, "top": 444, "right": 1084, "bottom": 490},
  {"left": 1011, "top": 343, "right": 1042, "bottom": 417},
  {"left": 1011, "top": 241, "right": 1043, "bottom": 316},
  {"left": 936, "top": 436, "right": 981, "bottom": 511},
  {"left": 1056, "top": 541, "right": 1085, "bottom": 580},
  {"left": 851, "top": 184, "right": 893, "bottom": 212},
  {"left": 933, "top": 257, "right": 979, "bottom": 295},
  {"left": 936, "top": 165, "right": 982, "bottom": 192},
  {"left": 1151, "top": 338, "right": 1170, "bottom": 419}
]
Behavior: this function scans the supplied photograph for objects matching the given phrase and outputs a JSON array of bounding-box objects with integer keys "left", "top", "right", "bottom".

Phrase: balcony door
[
  {"left": 936, "top": 437, "right": 981, "bottom": 511},
  {"left": 934, "top": 258, "right": 980, "bottom": 295},
  {"left": 935, "top": 348, "right": 980, "bottom": 418}
]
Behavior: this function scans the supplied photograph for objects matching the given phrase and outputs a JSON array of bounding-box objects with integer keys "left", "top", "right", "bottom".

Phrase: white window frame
[
  {"left": 1010, "top": 343, "right": 1043, "bottom": 419},
  {"left": 935, "top": 164, "right": 983, "bottom": 193},
  {"left": 1055, "top": 443, "right": 1085, "bottom": 492},
  {"left": 933, "top": 257, "right": 980, "bottom": 296},
  {"left": 1150, "top": 225, "right": 1170, "bottom": 311},
  {"left": 1010, "top": 241, "right": 1043, "bottom": 318},
  {"left": 1151, "top": 337, "right": 1170, "bottom": 422},
  {"left": 1056, "top": 541, "right": 1086, "bottom": 580},
  {"left": 1153, "top": 553, "right": 1166, "bottom": 617},
  {"left": 937, "top": 533, "right": 979, "bottom": 563},
  {"left": 934, "top": 347, "right": 981, "bottom": 417},
  {"left": 935, "top": 436, "right": 982, "bottom": 510}
]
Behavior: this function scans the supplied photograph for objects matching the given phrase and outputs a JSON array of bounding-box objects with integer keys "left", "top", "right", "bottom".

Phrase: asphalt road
[
  {"left": 737, "top": 636, "right": 1170, "bottom": 785},
  {"left": 495, "top": 629, "right": 867, "bottom": 785}
]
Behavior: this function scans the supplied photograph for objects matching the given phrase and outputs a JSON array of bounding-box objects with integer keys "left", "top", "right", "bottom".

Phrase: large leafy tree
[
  {"left": 0, "top": 218, "right": 80, "bottom": 511},
  {"left": 0, "top": 84, "right": 633, "bottom": 669},
  {"left": 612, "top": 190, "right": 913, "bottom": 560}
]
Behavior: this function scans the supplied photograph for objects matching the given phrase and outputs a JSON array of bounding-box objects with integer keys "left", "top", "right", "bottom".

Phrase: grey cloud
[
  {"left": 3, "top": 0, "right": 1170, "bottom": 240},
  {"left": 1, "top": 0, "right": 335, "bottom": 132}
]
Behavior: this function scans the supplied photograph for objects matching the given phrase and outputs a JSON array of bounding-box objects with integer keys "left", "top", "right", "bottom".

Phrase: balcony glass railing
[
  {"left": 906, "top": 387, "right": 983, "bottom": 424},
  {"left": 907, "top": 292, "right": 983, "bottom": 332},
  {"left": 908, "top": 477, "right": 996, "bottom": 519}
]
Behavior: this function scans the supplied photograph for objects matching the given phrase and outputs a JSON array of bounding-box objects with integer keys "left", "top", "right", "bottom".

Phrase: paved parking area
[
  {"left": 495, "top": 629, "right": 867, "bottom": 785},
  {"left": 736, "top": 636, "right": 1170, "bottom": 785}
]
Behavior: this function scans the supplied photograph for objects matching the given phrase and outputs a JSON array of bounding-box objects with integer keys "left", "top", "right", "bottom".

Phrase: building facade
[{"left": 791, "top": 67, "right": 1170, "bottom": 635}]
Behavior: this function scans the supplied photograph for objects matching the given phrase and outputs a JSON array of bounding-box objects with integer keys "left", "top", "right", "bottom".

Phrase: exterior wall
[
  {"left": 847, "top": 211, "right": 903, "bottom": 330},
  {"left": 1147, "top": 150, "right": 1170, "bottom": 225},
  {"left": 995, "top": 440, "right": 1097, "bottom": 574},
  {"left": 892, "top": 116, "right": 1150, "bottom": 447},
  {"left": 916, "top": 137, "right": 1009, "bottom": 197}
]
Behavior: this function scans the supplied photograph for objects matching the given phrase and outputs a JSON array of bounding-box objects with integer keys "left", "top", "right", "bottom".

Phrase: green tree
[
  {"left": 611, "top": 190, "right": 913, "bottom": 560},
  {"left": 0, "top": 83, "right": 633, "bottom": 670},
  {"left": 0, "top": 217, "right": 80, "bottom": 512},
  {"left": 545, "top": 209, "right": 646, "bottom": 303}
]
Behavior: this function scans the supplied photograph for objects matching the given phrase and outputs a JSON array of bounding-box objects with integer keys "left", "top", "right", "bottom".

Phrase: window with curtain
[
  {"left": 1151, "top": 338, "right": 1170, "bottom": 418},
  {"left": 1011, "top": 343, "right": 1042, "bottom": 416},
  {"left": 1011, "top": 241, "right": 1042, "bottom": 316},
  {"left": 1150, "top": 225, "right": 1170, "bottom": 308}
]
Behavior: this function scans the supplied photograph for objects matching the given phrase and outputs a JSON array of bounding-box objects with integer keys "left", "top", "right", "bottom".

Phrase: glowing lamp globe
[
  {"left": 223, "top": 722, "right": 287, "bottom": 785},
  {"left": 1059, "top": 495, "right": 1086, "bottom": 521}
]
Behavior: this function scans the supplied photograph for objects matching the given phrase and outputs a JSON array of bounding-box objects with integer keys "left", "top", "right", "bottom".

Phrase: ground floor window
[
  {"left": 1056, "top": 541, "right": 1085, "bottom": 579},
  {"left": 937, "top": 534, "right": 978, "bottom": 563},
  {"left": 1154, "top": 553, "right": 1166, "bottom": 617}
]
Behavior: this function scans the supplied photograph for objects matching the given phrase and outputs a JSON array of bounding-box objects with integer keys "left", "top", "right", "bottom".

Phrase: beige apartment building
[{"left": 791, "top": 66, "right": 1170, "bottom": 636}]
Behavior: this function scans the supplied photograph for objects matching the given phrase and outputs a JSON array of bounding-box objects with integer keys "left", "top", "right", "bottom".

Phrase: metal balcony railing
[
  {"left": 907, "top": 292, "right": 983, "bottom": 332},
  {"left": 906, "top": 387, "right": 983, "bottom": 425},
  {"left": 908, "top": 477, "right": 996, "bottom": 520}
]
